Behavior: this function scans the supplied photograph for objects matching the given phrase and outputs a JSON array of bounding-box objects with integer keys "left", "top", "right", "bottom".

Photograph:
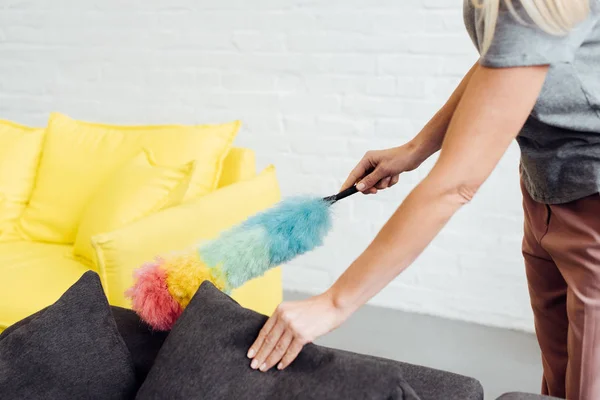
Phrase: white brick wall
[{"left": 0, "top": 0, "right": 534, "bottom": 332}]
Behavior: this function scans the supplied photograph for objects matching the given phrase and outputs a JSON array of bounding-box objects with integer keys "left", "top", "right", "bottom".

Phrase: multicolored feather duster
[{"left": 126, "top": 185, "right": 358, "bottom": 330}]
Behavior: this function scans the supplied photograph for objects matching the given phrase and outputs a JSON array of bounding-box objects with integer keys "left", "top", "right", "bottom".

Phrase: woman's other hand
[
  {"left": 247, "top": 293, "right": 349, "bottom": 372},
  {"left": 341, "top": 143, "right": 422, "bottom": 194}
]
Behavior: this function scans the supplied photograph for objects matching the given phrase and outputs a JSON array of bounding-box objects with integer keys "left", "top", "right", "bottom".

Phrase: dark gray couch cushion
[
  {"left": 2, "top": 304, "right": 169, "bottom": 388},
  {"left": 137, "top": 281, "right": 422, "bottom": 400},
  {"left": 0, "top": 271, "right": 137, "bottom": 399}
]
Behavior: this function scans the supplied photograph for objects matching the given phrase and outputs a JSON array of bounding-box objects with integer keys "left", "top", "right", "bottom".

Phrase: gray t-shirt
[{"left": 463, "top": 1, "right": 600, "bottom": 204}]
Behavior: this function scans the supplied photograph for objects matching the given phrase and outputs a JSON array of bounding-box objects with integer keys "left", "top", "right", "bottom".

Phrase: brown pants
[{"left": 522, "top": 182, "right": 600, "bottom": 400}]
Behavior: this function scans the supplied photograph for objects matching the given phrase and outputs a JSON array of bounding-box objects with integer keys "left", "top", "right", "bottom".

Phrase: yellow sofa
[{"left": 0, "top": 115, "right": 282, "bottom": 332}]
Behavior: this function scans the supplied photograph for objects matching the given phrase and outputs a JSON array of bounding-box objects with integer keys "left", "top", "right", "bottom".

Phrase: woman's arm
[
  {"left": 248, "top": 64, "right": 548, "bottom": 373},
  {"left": 330, "top": 64, "right": 549, "bottom": 313},
  {"left": 341, "top": 62, "right": 479, "bottom": 194}
]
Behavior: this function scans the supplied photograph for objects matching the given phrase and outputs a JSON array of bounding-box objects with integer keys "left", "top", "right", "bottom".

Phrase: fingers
[
  {"left": 356, "top": 167, "right": 387, "bottom": 192},
  {"left": 375, "top": 176, "right": 391, "bottom": 190},
  {"left": 248, "top": 314, "right": 277, "bottom": 360},
  {"left": 250, "top": 317, "right": 285, "bottom": 371},
  {"left": 373, "top": 175, "right": 399, "bottom": 191},
  {"left": 261, "top": 330, "right": 293, "bottom": 372},
  {"left": 278, "top": 338, "right": 304, "bottom": 370},
  {"left": 341, "top": 158, "right": 370, "bottom": 192},
  {"left": 252, "top": 332, "right": 305, "bottom": 372},
  {"left": 247, "top": 304, "right": 307, "bottom": 373}
]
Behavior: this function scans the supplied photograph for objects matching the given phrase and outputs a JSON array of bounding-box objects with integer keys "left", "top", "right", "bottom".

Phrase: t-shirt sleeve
[{"left": 480, "top": 4, "right": 599, "bottom": 68}]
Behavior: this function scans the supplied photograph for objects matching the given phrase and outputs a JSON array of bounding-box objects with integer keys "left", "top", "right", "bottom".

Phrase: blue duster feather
[{"left": 200, "top": 185, "right": 358, "bottom": 290}]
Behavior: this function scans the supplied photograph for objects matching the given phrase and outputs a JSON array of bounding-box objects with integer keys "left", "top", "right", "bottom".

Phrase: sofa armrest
[
  {"left": 91, "top": 166, "right": 281, "bottom": 308},
  {"left": 495, "top": 393, "right": 561, "bottom": 400},
  {"left": 361, "top": 354, "right": 484, "bottom": 400}
]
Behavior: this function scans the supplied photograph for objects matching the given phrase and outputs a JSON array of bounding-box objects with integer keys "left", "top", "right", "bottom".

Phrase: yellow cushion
[
  {"left": 217, "top": 148, "right": 256, "bottom": 188},
  {"left": 92, "top": 165, "right": 283, "bottom": 315},
  {"left": 0, "top": 120, "right": 45, "bottom": 241},
  {"left": 73, "top": 150, "right": 195, "bottom": 265},
  {"left": 18, "top": 112, "right": 239, "bottom": 244},
  {"left": 0, "top": 241, "right": 90, "bottom": 331}
]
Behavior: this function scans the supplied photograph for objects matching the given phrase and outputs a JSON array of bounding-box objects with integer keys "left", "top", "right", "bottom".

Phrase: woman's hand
[
  {"left": 341, "top": 143, "right": 423, "bottom": 194},
  {"left": 247, "top": 292, "right": 349, "bottom": 372},
  {"left": 341, "top": 63, "right": 480, "bottom": 195}
]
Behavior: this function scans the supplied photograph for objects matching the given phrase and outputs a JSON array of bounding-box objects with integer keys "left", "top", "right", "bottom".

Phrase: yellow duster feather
[{"left": 164, "top": 251, "right": 226, "bottom": 309}]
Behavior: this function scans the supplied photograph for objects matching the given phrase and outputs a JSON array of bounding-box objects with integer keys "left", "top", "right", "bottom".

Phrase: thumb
[{"left": 356, "top": 167, "right": 386, "bottom": 192}]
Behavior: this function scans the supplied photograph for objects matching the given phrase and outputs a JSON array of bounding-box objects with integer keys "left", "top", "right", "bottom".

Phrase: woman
[{"left": 248, "top": 1, "right": 600, "bottom": 398}]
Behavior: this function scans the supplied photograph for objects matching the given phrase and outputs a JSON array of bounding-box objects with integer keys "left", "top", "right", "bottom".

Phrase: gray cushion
[
  {"left": 0, "top": 271, "right": 137, "bottom": 399},
  {"left": 137, "top": 281, "right": 421, "bottom": 400},
  {"left": 2, "top": 304, "right": 169, "bottom": 389}
]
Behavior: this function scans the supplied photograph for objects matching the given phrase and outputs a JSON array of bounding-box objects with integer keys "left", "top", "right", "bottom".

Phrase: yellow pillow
[
  {"left": 217, "top": 148, "right": 257, "bottom": 188},
  {"left": 73, "top": 150, "right": 195, "bottom": 264},
  {"left": 19, "top": 113, "right": 239, "bottom": 244},
  {"left": 91, "top": 166, "right": 282, "bottom": 309},
  {"left": 0, "top": 120, "right": 45, "bottom": 241}
]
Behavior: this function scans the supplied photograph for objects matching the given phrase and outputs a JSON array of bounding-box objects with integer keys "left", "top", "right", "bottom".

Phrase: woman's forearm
[
  {"left": 326, "top": 65, "right": 549, "bottom": 315},
  {"left": 409, "top": 62, "right": 479, "bottom": 164},
  {"left": 328, "top": 175, "right": 462, "bottom": 313}
]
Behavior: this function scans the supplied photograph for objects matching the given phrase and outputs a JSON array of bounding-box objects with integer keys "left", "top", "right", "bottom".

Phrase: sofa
[
  {"left": 0, "top": 113, "right": 282, "bottom": 332},
  {"left": 0, "top": 271, "right": 556, "bottom": 400}
]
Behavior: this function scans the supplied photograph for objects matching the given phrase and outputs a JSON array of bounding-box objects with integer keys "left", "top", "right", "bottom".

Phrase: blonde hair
[{"left": 472, "top": 0, "right": 591, "bottom": 54}]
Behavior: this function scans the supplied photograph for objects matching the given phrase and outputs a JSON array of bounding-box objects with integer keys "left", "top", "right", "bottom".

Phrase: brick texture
[{"left": 0, "top": 0, "right": 534, "bottom": 332}]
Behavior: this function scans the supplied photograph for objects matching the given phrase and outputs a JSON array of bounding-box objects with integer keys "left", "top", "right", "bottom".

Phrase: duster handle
[{"left": 323, "top": 185, "right": 359, "bottom": 204}]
